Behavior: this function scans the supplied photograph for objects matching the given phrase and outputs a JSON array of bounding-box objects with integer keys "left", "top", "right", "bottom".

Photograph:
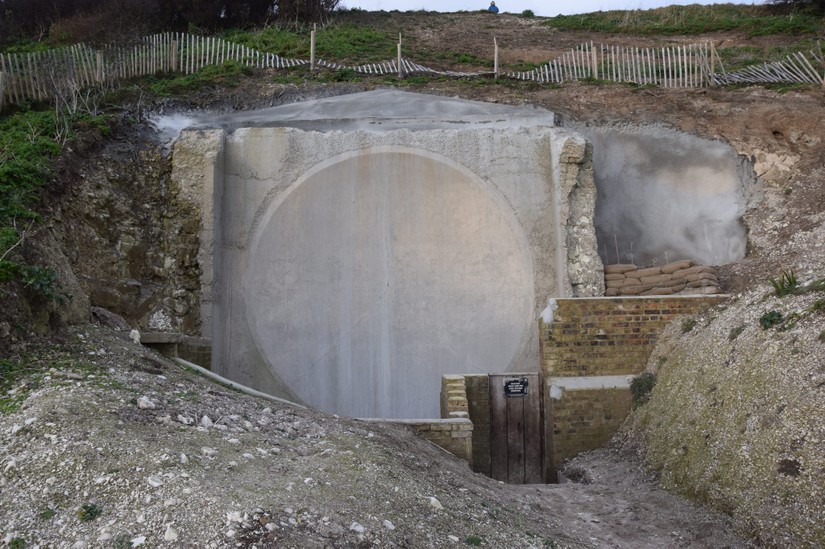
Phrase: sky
[{"left": 341, "top": 0, "right": 760, "bottom": 17}]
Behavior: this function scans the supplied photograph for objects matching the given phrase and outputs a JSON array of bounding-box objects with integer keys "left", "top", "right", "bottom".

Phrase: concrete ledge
[
  {"left": 358, "top": 417, "right": 473, "bottom": 464},
  {"left": 549, "top": 375, "right": 635, "bottom": 400},
  {"left": 139, "top": 332, "right": 184, "bottom": 344},
  {"left": 549, "top": 294, "right": 730, "bottom": 301}
]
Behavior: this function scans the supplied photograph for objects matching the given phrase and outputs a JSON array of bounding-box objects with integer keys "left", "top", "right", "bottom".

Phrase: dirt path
[{"left": 532, "top": 449, "right": 748, "bottom": 548}]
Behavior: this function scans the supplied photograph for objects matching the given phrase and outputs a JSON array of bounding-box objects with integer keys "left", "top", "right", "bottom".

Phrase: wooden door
[{"left": 489, "top": 373, "right": 544, "bottom": 484}]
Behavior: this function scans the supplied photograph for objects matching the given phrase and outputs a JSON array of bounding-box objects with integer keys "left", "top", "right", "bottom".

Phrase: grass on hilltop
[{"left": 544, "top": 4, "right": 825, "bottom": 37}]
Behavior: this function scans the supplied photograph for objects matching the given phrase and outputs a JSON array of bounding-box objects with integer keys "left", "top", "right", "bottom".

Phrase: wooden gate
[{"left": 489, "top": 373, "right": 545, "bottom": 484}]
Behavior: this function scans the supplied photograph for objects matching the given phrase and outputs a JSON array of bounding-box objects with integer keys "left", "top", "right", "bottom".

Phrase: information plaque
[{"left": 503, "top": 377, "right": 529, "bottom": 397}]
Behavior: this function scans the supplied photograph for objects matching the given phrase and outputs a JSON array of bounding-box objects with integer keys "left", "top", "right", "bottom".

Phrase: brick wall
[
  {"left": 440, "top": 374, "right": 490, "bottom": 474},
  {"left": 550, "top": 388, "right": 631, "bottom": 466},
  {"left": 541, "top": 296, "right": 727, "bottom": 377},
  {"left": 409, "top": 420, "right": 473, "bottom": 463},
  {"left": 542, "top": 296, "right": 726, "bottom": 473},
  {"left": 464, "top": 375, "right": 491, "bottom": 476}
]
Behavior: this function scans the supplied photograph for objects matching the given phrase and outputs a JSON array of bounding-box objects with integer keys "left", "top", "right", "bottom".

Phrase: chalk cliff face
[{"left": 621, "top": 272, "right": 825, "bottom": 546}]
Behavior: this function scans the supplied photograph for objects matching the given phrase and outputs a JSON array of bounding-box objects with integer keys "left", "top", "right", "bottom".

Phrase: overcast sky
[{"left": 341, "top": 0, "right": 760, "bottom": 17}]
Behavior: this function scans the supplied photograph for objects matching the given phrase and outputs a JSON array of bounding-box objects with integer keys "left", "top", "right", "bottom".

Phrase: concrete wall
[
  {"left": 172, "top": 91, "right": 603, "bottom": 420},
  {"left": 570, "top": 124, "right": 753, "bottom": 267},
  {"left": 540, "top": 296, "right": 726, "bottom": 473}
]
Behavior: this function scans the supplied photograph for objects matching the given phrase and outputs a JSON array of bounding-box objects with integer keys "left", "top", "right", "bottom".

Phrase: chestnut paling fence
[{"left": 1, "top": 31, "right": 824, "bottom": 111}]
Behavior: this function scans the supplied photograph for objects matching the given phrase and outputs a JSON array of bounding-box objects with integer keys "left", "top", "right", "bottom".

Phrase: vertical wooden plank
[
  {"left": 0, "top": 55, "right": 8, "bottom": 107},
  {"left": 506, "top": 396, "right": 526, "bottom": 484},
  {"left": 489, "top": 376, "right": 509, "bottom": 482},
  {"left": 14, "top": 53, "right": 26, "bottom": 102},
  {"left": 0, "top": 70, "right": 5, "bottom": 112},
  {"left": 677, "top": 46, "right": 683, "bottom": 87},
  {"left": 25, "top": 53, "right": 35, "bottom": 100},
  {"left": 8, "top": 54, "right": 21, "bottom": 104},
  {"left": 523, "top": 374, "right": 544, "bottom": 484}
]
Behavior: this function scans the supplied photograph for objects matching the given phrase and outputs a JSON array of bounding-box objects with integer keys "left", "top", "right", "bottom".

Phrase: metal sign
[{"left": 503, "top": 377, "right": 529, "bottom": 397}]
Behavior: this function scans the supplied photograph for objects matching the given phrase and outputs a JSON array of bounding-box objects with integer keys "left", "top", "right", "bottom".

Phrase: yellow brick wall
[
  {"left": 541, "top": 296, "right": 726, "bottom": 377},
  {"left": 542, "top": 296, "right": 726, "bottom": 472}
]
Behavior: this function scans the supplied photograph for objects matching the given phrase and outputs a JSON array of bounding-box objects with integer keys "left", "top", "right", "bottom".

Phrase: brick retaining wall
[{"left": 541, "top": 295, "right": 726, "bottom": 475}]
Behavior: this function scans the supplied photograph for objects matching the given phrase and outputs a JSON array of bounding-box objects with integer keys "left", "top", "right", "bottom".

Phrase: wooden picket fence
[
  {"left": 505, "top": 42, "right": 714, "bottom": 87},
  {"left": 1, "top": 31, "right": 824, "bottom": 111}
]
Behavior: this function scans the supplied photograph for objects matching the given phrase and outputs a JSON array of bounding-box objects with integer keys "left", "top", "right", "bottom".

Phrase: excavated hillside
[{"left": 2, "top": 10, "right": 825, "bottom": 548}]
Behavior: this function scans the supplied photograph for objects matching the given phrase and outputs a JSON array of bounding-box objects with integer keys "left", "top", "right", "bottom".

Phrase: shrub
[
  {"left": 681, "top": 317, "right": 697, "bottom": 333},
  {"left": 631, "top": 372, "right": 656, "bottom": 407},
  {"left": 465, "top": 535, "right": 484, "bottom": 546},
  {"left": 521, "top": 9, "right": 536, "bottom": 17},
  {"left": 77, "top": 503, "right": 102, "bottom": 521},
  {"left": 759, "top": 310, "right": 784, "bottom": 329}
]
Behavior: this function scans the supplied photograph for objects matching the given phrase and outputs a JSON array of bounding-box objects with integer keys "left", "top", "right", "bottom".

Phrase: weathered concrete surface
[
  {"left": 570, "top": 124, "right": 752, "bottom": 267},
  {"left": 171, "top": 90, "right": 601, "bottom": 418}
]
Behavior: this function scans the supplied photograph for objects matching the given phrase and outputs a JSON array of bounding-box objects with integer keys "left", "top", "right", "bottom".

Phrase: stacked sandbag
[{"left": 603, "top": 260, "right": 721, "bottom": 297}]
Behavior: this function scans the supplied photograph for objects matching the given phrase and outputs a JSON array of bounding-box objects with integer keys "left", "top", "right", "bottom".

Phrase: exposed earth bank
[{"left": 2, "top": 325, "right": 747, "bottom": 547}]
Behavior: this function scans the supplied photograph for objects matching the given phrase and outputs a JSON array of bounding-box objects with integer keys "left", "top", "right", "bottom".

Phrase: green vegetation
[
  {"left": 224, "top": 24, "right": 397, "bottom": 63},
  {"left": 681, "top": 317, "right": 697, "bottom": 334},
  {"left": 544, "top": 4, "right": 825, "bottom": 37},
  {"left": 77, "top": 503, "right": 103, "bottom": 521},
  {"left": 464, "top": 535, "right": 484, "bottom": 546},
  {"left": 728, "top": 324, "right": 746, "bottom": 341},
  {"left": 759, "top": 310, "right": 784, "bottom": 329},
  {"left": 0, "top": 359, "right": 31, "bottom": 414},
  {"left": 0, "top": 111, "right": 61, "bottom": 282},
  {"left": 38, "top": 508, "right": 56, "bottom": 520},
  {"left": 521, "top": 10, "right": 536, "bottom": 18},
  {"left": 818, "top": 331, "right": 825, "bottom": 343},
  {"left": 9, "top": 539, "right": 26, "bottom": 549},
  {"left": 144, "top": 61, "right": 255, "bottom": 95},
  {"left": 0, "top": 107, "right": 109, "bottom": 302},
  {"left": 630, "top": 372, "right": 656, "bottom": 408},
  {"left": 769, "top": 268, "right": 799, "bottom": 296}
]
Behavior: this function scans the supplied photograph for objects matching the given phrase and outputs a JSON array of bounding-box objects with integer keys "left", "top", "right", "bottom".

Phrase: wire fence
[{"left": 1, "top": 31, "right": 824, "bottom": 111}]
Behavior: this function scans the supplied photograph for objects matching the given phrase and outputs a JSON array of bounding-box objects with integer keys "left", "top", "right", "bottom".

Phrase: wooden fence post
[
  {"left": 591, "top": 41, "right": 597, "bottom": 79},
  {"left": 494, "top": 37, "right": 499, "bottom": 79},
  {"left": 310, "top": 24, "right": 316, "bottom": 71},
  {"left": 0, "top": 71, "right": 5, "bottom": 112},
  {"left": 710, "top": 43, "right": 717, "bottom": 86},
  {"left": 171, "top": 40, "right": 178, "bottom": 72},
  {"left": 397, "top": 33, "right": 403, "bottom": 78},
  {"left": 95, "top": 51, "right": 104, "bottom": 83}
]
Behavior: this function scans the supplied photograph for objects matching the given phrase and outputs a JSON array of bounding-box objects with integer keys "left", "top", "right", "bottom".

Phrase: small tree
[
  {"left": 766, "top": 0, "right": 825, "bottom": 13},
  {"left": 276, "top": 0, "right": 341, "bottom": 24}
]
